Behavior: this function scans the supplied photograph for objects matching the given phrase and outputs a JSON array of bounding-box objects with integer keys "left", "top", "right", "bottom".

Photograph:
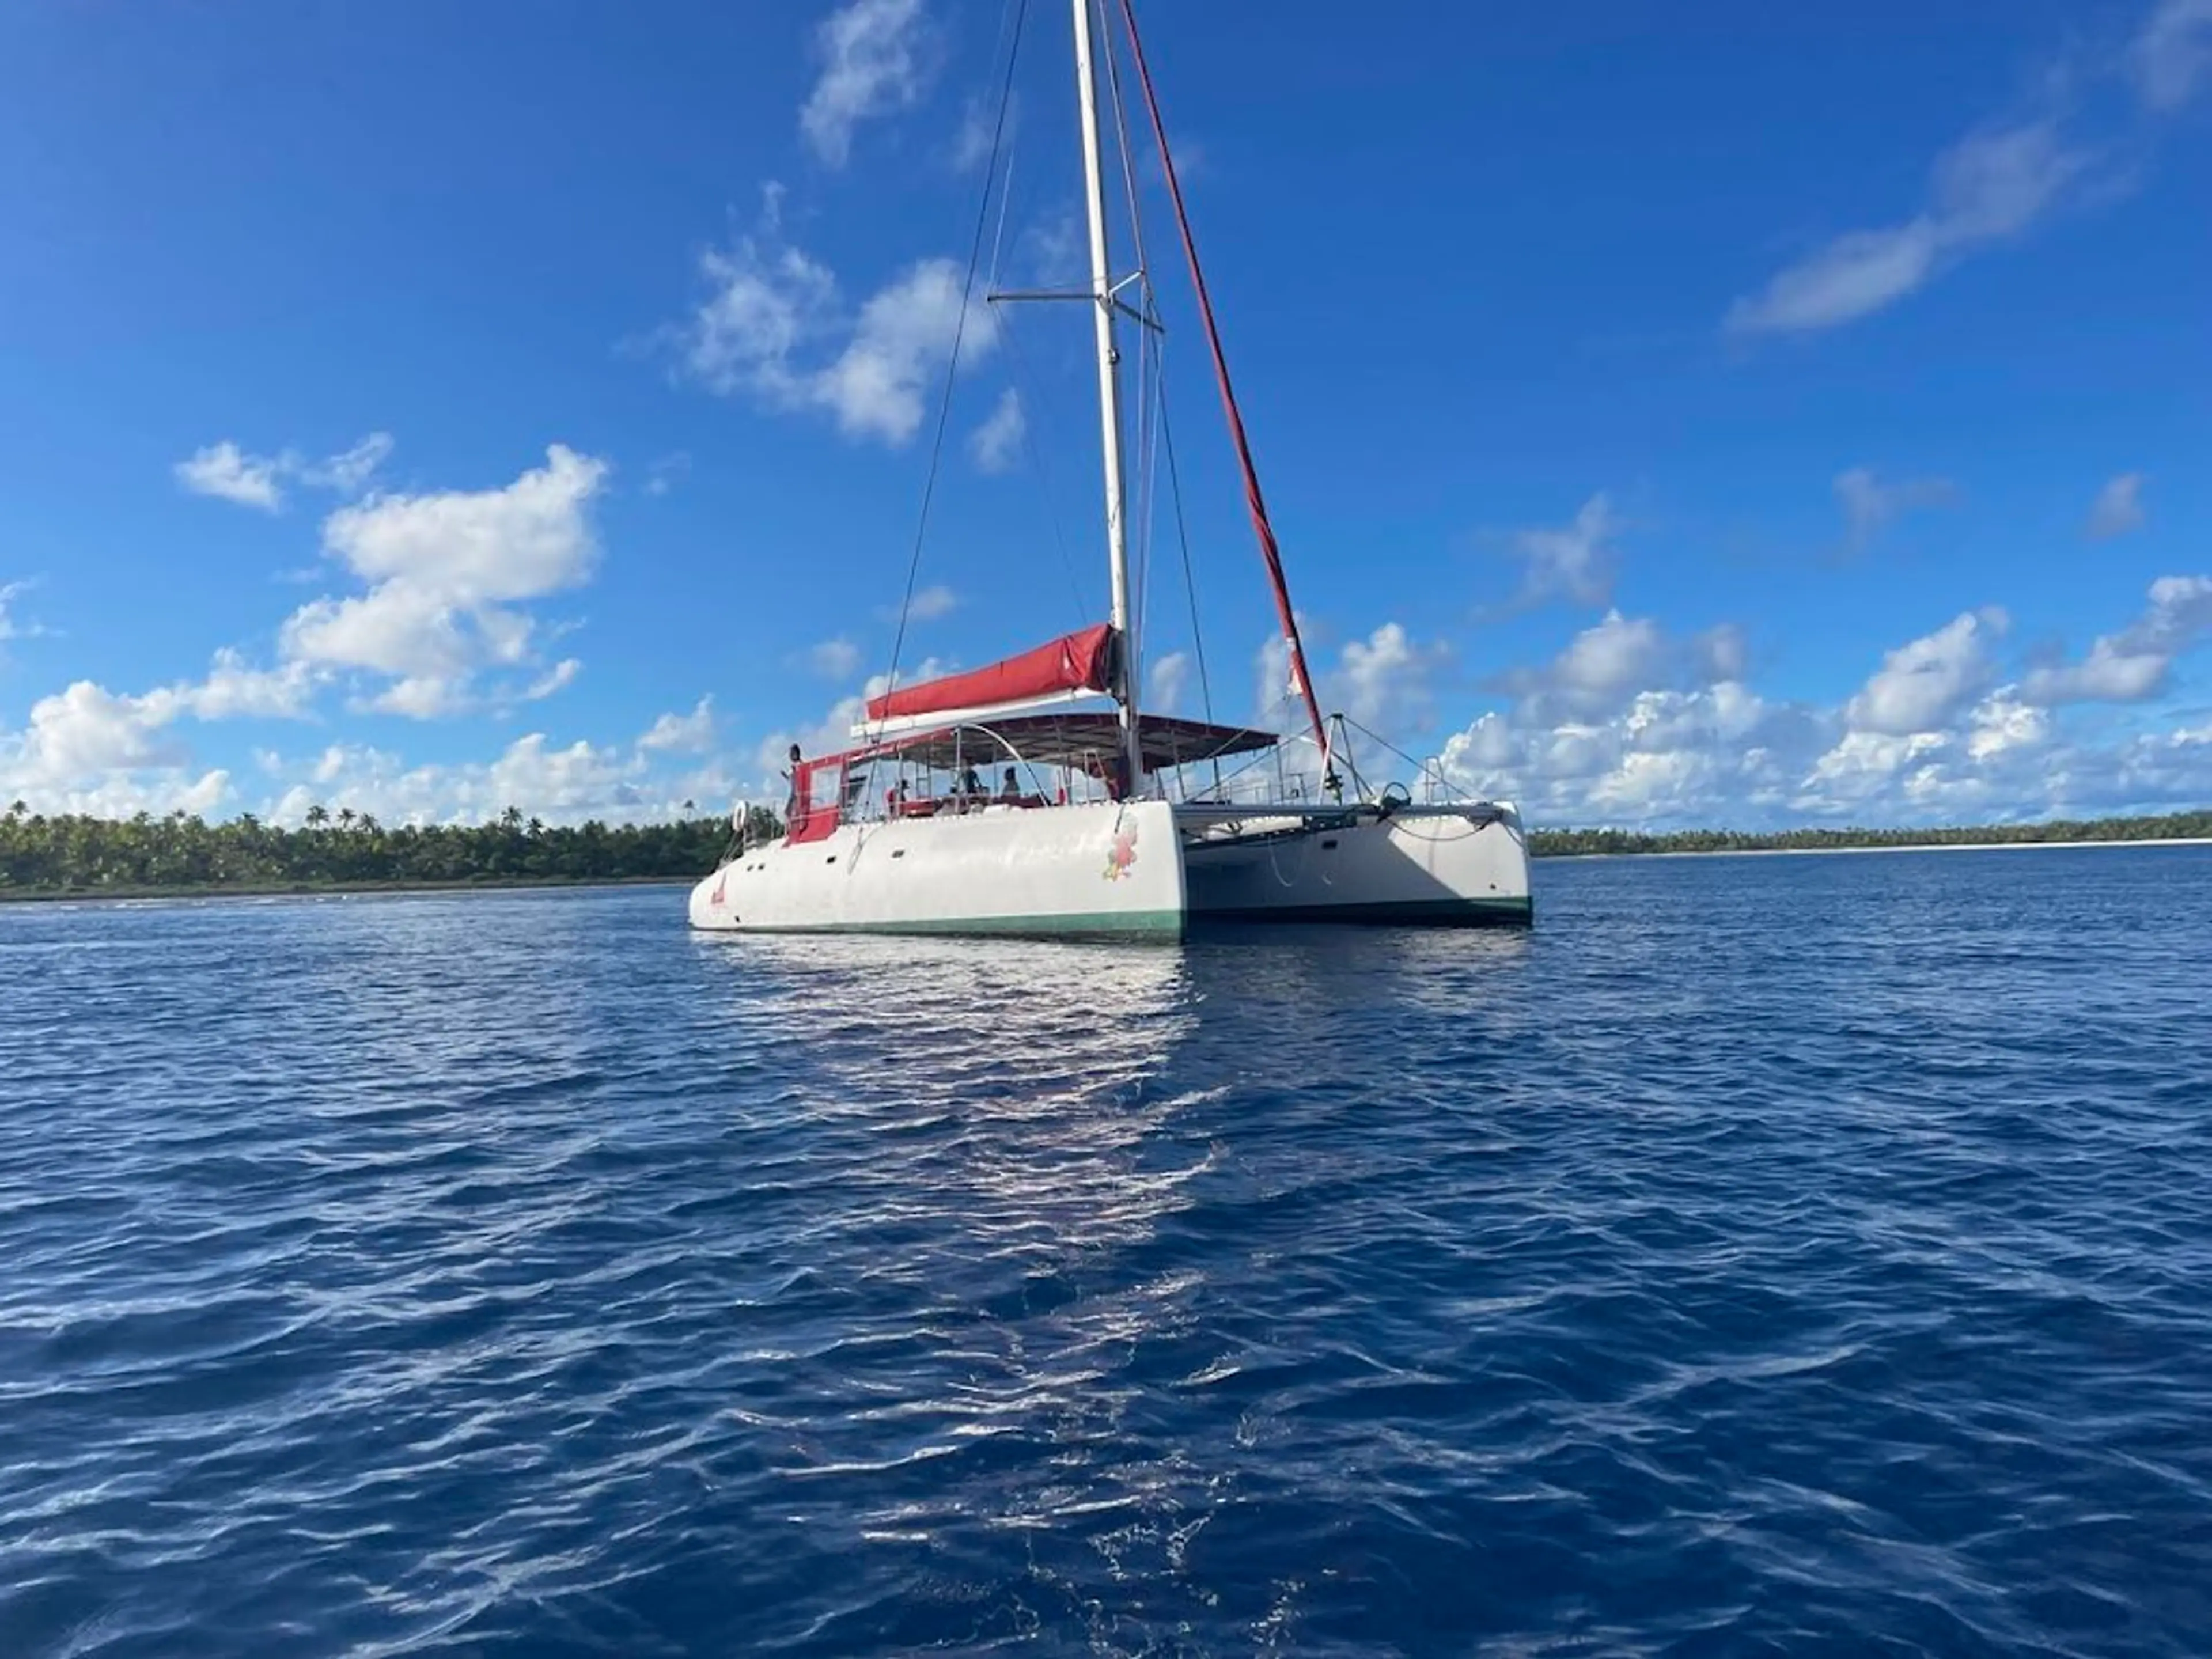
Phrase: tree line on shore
[
  {"left": 0, "top": 800, "right": 2203, "bottom": 896},
  {"left": 1525, "top": 810, "right": 2211, "bottom": 858},
  {"left": 0, "top": 801, "right": 780, "bottom": 895}
]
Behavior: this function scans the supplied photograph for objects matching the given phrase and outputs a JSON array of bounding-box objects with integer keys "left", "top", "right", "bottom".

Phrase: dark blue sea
[{"left": 4, "top": 847, "right": 2210, "bottom": 1657}]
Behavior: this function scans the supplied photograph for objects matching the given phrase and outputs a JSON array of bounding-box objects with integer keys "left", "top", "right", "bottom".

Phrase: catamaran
[{"left": 689, "top": 0, "right": 1531, "bottom": 941}]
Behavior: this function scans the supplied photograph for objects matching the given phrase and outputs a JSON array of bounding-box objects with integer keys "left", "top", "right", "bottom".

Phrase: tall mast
[{"left": 1070, "top": 0, "right": 1144, "bottom": 798}]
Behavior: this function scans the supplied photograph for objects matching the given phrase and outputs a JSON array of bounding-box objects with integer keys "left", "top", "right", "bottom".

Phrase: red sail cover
[{"left": 863, "top": 623, "right": 1116, "bottom": 722}]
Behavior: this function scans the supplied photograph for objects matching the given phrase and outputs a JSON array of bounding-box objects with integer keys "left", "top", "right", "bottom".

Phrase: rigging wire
[
  {"left": 1156, "top": 390, "right": 1223, "bottom": 786},
  {"left": 875, "top": 0, "right": 1030, "bottom": 733}
]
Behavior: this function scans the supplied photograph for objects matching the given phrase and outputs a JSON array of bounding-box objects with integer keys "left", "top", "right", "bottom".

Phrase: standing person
[{"left": 782, "top": 743, "right": 803, "bottom": 830}]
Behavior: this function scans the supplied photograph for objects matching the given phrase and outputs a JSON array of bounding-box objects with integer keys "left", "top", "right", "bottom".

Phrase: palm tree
[{"left": 305, "top": 804, "right": 329, "bottom": 830}]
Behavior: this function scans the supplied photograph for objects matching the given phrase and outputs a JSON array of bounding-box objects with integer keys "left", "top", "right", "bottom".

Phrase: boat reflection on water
[
  {"left": 690, "top": 931, "right": 1210, "bottom": 1257},
  {"left": 681, "top": 926, "right": 1542, "bottom": 1603}
]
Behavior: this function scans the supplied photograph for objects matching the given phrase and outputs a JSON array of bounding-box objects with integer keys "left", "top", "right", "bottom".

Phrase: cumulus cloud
[
  {"left": 2022, "top": 575, "right": 2212, "bottom": 704},
  {"left": 800, "top": 0, "right": 935, "bottom": 168},
  {"left": 1146, "top": 650, "right": 1191, "bottom": 715},
  {"left": 808, "top": 638, "right": 864, "bottom": 680},
  {"left": 1324, "top": 624, "right": 1450, "bottom": 735},
  {"left": 1489, "top": 609, "right": 1671, "bottom": 722},
  {"left": 0, "top": 648, "right": 316, "bottom": 815},
  {"left": 175, "top": 434, "right": 393, "bottom": 512},
  {"left": 680, "top": 197, "right": 995, "bottom": 446},
  {"left": 261, "top": 732, "right": 728, "bottom": 830},
  {"left": 2084, "top": 472, "right": 2147, "bottom": 540},
  {"left": 1508, "top": 494, "right": 1623, "bottom": 606},
  {"left": 1429, "top": 570, "right": 2212, "bottom": 830},
  {"left": 638, "top": 696, "right": 717, "bottom": 755},
  {"left": 1726, "top": 119, "right": 2086, "bottom": 335},
  {"left": 968, "top": 388, "right": 1025, "bottom": 474},
  {"left": 296, "top": 433, "right": 396, "bottom": 494},
  {"left": 0, "top": 579, "right": 49, "bottom": 648},
  {"left": 176, "top": 442, "right": 287, "bottom": 512},
  {"left": 1844, "top": 607, "right": 2008, "bottom": 735},
  {"left": 278, "top": 444, "right": 607, "bottom": 717},
  {"left": 904, "top": 584, "right": 960, "bottom": 622}
]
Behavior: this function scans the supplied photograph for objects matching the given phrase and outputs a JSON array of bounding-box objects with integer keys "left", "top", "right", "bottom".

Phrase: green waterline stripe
[{"left": 694, "top": 908, "right": 1187, "bottom": 941}]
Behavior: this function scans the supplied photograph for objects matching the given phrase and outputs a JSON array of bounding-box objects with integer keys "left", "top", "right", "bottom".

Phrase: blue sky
[{"left": 2, "top": 0, "right": 2207, "bottom": 828}]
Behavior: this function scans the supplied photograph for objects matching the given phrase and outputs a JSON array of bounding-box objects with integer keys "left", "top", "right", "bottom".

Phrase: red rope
[{"left": 1112, "top": 0, "right": 1328, "bottom": 759}]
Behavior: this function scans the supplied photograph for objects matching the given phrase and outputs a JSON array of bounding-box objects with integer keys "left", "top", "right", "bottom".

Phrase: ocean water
[{"left": 2, "top": 846, "right": 2210, "bottom": 1657}]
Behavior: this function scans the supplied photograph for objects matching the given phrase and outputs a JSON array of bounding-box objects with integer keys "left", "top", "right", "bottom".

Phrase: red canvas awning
[{"left": 863, "top": 623, "right": 1116, "bottom": 723}]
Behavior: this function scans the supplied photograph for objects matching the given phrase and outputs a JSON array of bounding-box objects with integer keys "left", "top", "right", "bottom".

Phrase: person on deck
[
  {"left": 782, "top": 743, "right": 803, "bottom": 829},
  {"left": 1000, "top": 767, "right": 1021, "bottom": 803}
]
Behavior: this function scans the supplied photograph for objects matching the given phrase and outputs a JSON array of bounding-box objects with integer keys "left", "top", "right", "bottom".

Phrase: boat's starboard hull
[{"left": 1178, "top": 804, "right": 1531, "bottom": 928}]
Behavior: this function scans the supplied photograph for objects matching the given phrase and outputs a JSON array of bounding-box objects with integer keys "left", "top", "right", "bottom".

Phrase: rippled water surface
[{"left": 4, "top": 847, "right": 2211, "bottom": 1657}]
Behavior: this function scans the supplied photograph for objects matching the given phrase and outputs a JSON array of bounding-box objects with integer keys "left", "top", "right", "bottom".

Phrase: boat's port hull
[
  {"left": 1179, "top": 805, "right": 1532, "bottom": 928},
  {"left": 688, "top": 799, "right": 1186, "bottom": 942}
]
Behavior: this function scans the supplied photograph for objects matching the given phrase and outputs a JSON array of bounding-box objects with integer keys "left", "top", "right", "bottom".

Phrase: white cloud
[
  {"left": 264, "top": 733, "right": 716, "bottom": 830},
  {"left": 1695, "top": 623, "right": 1751, "bottom": 683},
  {"left": 174, "top": 433, "right": 393, "bottom": 511},
  {"left": 2134, "top": 0, "right": 2212, "bottom": 111},
  {"left": 1368, "top": 573, "right": 2212, "bottom": 828},
  {"left": 1146, "top": 650, "right": 1190, "bottom": 715},
  {"left": 367, "top": 675, "right": 469, "bottom": 720},
  {"left": 523, "top": 658, "right": 582, "bottom": 702},
  {"left": 1835, "top": 466, "right": 1956, "bottom": 552},
  {"left": 950, "top": 93, "right": 1011, "bottom": 172},
  {"left": 816, "top": 258, "right": 995, "bottom": 442},
  {"left": 808, "top": 638, "right": 863, "bottom": 680},
  {"left": 279, "top": 444, "right": 607, "bottom": 717},
  {"left": 2085, "top": 472, "right": 2147, "bottom": 540},
  {"left": 1509, "top": 494, "right": 1623, "bottom": 606},
  {"left": 1966, "top": 694, "right": 2050, "bottom": 761},
  {"left": 2022, "top": 574, "right": 2212, "bottom": 704},
  {"left": 296, "top": 432, "right": 395, "bottom": 494},
  {"left": 1490, "top": 609, "right": 1671, "bottom": 723},
  {"left": 1844, "top": 607, "right": 2008, "bottom": 735},
  {"left": 681, "top": 206, "right": 995, "bottom": 446},
  {"left": 687, "top": 228, "right": 839, "bottom": 399},
  {"left": 0, "top": 579, "right": 48, "bottom": 647},
  {"left": 1327, "top": 622, "right": 1450, "bottom": 734},
  {"left": 905, "top": 584, "right": 959, "bottom": 622},
  {"left": 0, "top": 642, "right": 321, "bottom": 812},
  {"left": 644, "top": 452, "right": 691, "bottom": 497},
  {"left": 186, "top": 649, "right": 317, "bottom": 720},
  {"left": 14, "top": 681, "right": 186, "bottom": 775},
  {"left": 969, "top": 388, "right": 1025, "bottom": 474},
  {"left": 1726, "top": 119, "right": 2085, "bottom": 335},
  {"left": 801, "top": 0, "right": 935, "bottom": 168},
  {"left": 320, "top": 444, "right": 601, "bottom": 598},
  {"left": 638, "top": 696, "right": 717, "bottom": 754},
  {"left": 176, "top": 442, "right": 287, "bottom": 511}
]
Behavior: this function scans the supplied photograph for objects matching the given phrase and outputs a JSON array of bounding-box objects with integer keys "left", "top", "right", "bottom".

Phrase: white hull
[
  {"left": 687, "top": 800, "right": 1185, "bottom": 940},
  {"left": 1179, "top": 802, "right": 1532, "bottom": 927},
  {"left": 687, "top": 799, "right": 1531, "bottom": 940}
]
